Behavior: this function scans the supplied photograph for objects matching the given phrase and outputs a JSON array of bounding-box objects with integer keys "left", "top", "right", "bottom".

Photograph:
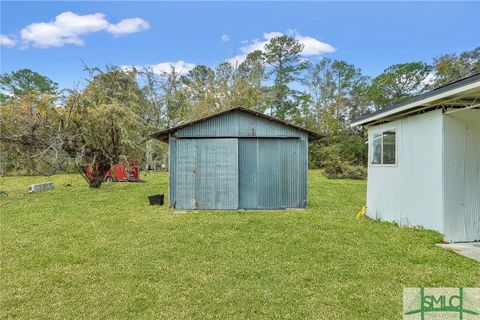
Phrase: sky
[{"left": 1, "top": 1, "right": 479, "bottom": 89}]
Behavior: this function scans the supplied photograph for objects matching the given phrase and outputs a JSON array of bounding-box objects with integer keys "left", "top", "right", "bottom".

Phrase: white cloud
[
  {"left": 149, "top": 61, "right": 196, "bottom": 74},
  {"left": 0, "top": 35, "right": 16, "bottom": 47},
  {"left": 20, "top": 11, "right": 149, "bottom": 48},
  {"left": 122, "top": 60, "right": 196, "bottom": 75},
  {"left": 294, "top": 33, "right": 336, "bottom": 56},
  {"left": 107, "top": 18, "right": 150, "bottom": 36},
  {"left": 221, "top": 34, "right": 230, "bottom": 42},
  {"left": 421, "top": 73, "right": 436, "bottom": 87},
  {"left": 228, "top": 31, "right": 335, "bottom": 65}
]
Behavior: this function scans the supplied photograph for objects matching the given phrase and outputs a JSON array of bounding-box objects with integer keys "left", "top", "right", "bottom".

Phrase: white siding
[
  {"left": 366, "top": 109, "right": 444, "bottom": 233},
  {"left": 443, "top": 110, "right": 480, "bottom": 242}
]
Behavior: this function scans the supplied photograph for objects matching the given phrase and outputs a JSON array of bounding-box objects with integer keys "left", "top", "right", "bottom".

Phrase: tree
[
  {"left": 0, "top": 92, "right": 65, "bottom": 175},
  {"left": 0, "top": 67, "right": 154, "bottom": 186},
  {"left": 303, "top": 58, "right": 336, "bottom": 128},
  {"left": 0, "top": 69, "right": 58, "bottom": 101},
  {"left": 263, "top": 35, "right": 306, "bottom": 120},
  {"left": 366, "top": 62, "right": 431, "bottom": 110},
  {"left": 303, "top": 58, "right": 369, "bottom": 128},
  {"left": 302, "top": 58, "right": 369, "bottom": 173},
  {"left": 235, "top": 50, "right": 269, "bottom": 112},
  {"left": 214, "top": 61, "right": 236, "bottom": 110},
  {"left": 61, "top": 66, "right": 151, "bottom": 187},
  {"left": 181, "top": 65, "right": 218, "bottom": 118},
  {"left": 431, "top": 47, "right": 480, "bottom": 88},
  {"left": 140, "top": 66, "right": 188, "bottom": 170},
  {"left": 329, "top": 60, "right": 369, "bottom": 126},
  {"left": 141, "top": 65, "right": 190, "bottom": 128}
]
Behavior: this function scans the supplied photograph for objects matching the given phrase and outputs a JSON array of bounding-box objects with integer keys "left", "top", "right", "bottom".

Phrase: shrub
[{"left": 323, "top": 159, "right": 367, "bottom": 180}]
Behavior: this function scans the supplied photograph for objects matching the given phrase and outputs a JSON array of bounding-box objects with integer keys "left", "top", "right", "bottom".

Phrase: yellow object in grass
[{"left": 355, "top": 206, "right": 367, "bottom": 220}]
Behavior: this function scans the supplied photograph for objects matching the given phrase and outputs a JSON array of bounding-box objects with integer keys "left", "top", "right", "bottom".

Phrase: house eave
[{"left": 351, "top": 74, "right": 480, "bottom": 127}]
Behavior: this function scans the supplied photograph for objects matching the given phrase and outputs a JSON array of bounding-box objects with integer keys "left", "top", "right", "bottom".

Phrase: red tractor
[{"left": 85, "top": 158, "right": 140, "bottom": 182}]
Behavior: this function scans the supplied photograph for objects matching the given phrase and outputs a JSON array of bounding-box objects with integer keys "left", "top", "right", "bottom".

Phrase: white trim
[
  {"left": 368, "top": 128, "right": 398, "bottom": 167},
  {"left": 443, "top": 103, "right": 480, "bottom": 115},
  {"left": 351, "top": 80, "right": 480, "bottom": 127}
]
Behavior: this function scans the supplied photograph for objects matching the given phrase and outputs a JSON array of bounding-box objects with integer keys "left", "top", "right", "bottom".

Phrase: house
[
  {"left": 352, "top": 74, "right": 480, "bottom": 242},
  {"left": 152, "top": 107, "right": 320, "bottom": 210}
]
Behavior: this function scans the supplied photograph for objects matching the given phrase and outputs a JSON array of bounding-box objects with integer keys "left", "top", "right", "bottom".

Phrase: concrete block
[{"left": 28, "top": 182, "right": 55, "bottom": 193}]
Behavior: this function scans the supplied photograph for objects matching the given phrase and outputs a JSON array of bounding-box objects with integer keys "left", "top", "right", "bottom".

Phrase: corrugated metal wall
[
  {"left": 443, "top": 110, "right": 480, "bottom": 242},
  {"left": 169, "top": 110, "right": 308, "bottom": 210},
  {"left": 195, "top": 138, "right": 239, "bottom": 209},
  {"left": 238, "top": 138, "right": 302, "bottom": 209},
  {"left": 174, "top": 138, "right": 196, "bottom": 209},
  {"left": 176, "top": 111, "right": 308, "bottom": 138},
  {"left": 169, "top": 137, "right": 177, "bottom": 206},
  {"left": 238, "top": 138, "right": 257, "bottom": 208},
  {"left": 173, "top": 138, "right": 238, "bottom": 209}
]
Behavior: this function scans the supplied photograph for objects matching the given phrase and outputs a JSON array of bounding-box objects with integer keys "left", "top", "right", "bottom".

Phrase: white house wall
[
  {"left": 443, "top": 109, "right": 480, "bottom": 242},
  {"left": 366, "top": 109, "right": 444, "bottom": 233}
]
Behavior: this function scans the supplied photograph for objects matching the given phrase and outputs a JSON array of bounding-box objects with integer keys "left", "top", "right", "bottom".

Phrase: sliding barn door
[
  {"left": 238, "top": 138, "right": 300, "bottom": 209},
  {"left": 175, "top": 138, "right": 239, "bottom": 210}
]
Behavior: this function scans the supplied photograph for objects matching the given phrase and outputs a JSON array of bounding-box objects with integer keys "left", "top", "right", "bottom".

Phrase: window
[
  {"left": 370, "top": 130, "right": 396, "bottom": 165},
  {"left": 371, "top": 133, "right": 382, "bottom": 164}
]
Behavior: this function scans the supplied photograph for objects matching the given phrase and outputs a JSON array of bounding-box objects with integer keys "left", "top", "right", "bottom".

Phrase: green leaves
[
  {"left": 431, "top": 47, "right": 480, "bottom": 88},
  {"left": 0, "top": 69, "right": 58, "bottom": 99},
  {"left": 263, "top": 35, "right": 307, "bottom": 120},
  {"left": 366, "top": 62, "right": 432, "bottom": 110}
]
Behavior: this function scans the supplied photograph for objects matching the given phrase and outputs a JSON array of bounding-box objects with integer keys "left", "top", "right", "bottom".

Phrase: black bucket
[{"left": 148, "top": 194, "right": 164, "bottom": 206}]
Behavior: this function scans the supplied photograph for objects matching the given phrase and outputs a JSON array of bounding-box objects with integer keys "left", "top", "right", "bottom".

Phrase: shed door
[
  {"left": 239, "top": 138, "right": 300, "bottom": 209},
  {"left": 175, "top": 138, "right": 238, "bottom": 210}
]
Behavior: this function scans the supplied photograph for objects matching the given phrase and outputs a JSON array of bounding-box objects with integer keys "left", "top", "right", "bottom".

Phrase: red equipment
[{"left": 86, "top": 158, "right": 140, "bottom": 182}]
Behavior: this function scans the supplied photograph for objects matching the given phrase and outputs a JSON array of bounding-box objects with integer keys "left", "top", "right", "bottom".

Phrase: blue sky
[{"left": 1, "top": 1, "right": 479, "bottom": 89}]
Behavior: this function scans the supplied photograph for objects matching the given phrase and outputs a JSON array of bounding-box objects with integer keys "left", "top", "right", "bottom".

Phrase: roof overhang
[{"left": 351, "top": 74, "right": 480, "bottom": 127}]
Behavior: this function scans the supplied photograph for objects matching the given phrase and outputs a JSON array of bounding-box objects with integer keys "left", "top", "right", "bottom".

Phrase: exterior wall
[
  {"left": 169, "top": 110, "right": 309, "bottom": 209},
  {"left": 172, "top": 138, "right": 239, "bottom": 210},
  {"left": 443, "top": 109, "right": 480, "bottom": 242},
  {"left": 238, "top": 138, "right": 303, "bottom": 209},
  {"left": 366, "top": 109, "right": 444, "bottom": 233}
]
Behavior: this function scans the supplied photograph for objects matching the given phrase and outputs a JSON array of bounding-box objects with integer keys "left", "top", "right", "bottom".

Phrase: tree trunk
[
  {"left": 145, "top": 140, "right": 155, "bottom": 171},
  {"left": 89, "top": 176, "right": 104, "bottom": 188},
  {"left": 82, "top": 155, "right": 113, "bottom": 188}
]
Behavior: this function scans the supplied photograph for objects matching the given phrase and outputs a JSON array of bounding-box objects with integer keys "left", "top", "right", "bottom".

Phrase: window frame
[{"left": 369, "top": 128, "right": 398, "bottom": 167}]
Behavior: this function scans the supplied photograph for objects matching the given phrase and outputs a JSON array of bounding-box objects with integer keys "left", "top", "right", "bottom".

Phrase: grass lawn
[{"left": 1, "top": 171, "right": 478, "bottom": 319}]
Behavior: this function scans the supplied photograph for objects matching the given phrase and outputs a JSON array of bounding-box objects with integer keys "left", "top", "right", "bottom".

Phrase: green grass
[{"left": 1, "top": 171, "right": 478, "bottom": 319}]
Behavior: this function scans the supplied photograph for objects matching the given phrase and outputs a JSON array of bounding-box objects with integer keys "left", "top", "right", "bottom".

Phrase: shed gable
[{"left": 175, "top": 110, "right": 308, "bottom": 139}]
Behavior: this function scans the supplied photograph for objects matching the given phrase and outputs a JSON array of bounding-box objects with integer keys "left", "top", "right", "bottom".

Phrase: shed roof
[
  {"left": 351, "top": 73, "right": 480, "bottom": 127},
  {"left": 151, "top": 107, "right": 321, "bottom": 142}
]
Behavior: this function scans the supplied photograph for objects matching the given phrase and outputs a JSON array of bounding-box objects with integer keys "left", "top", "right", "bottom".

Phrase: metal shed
[
  {"left": 352, "top": 73, "right": 480, "bottom": 242},
  {"left": 152, "top": 107, "right": 320, "bottom": 210}
]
